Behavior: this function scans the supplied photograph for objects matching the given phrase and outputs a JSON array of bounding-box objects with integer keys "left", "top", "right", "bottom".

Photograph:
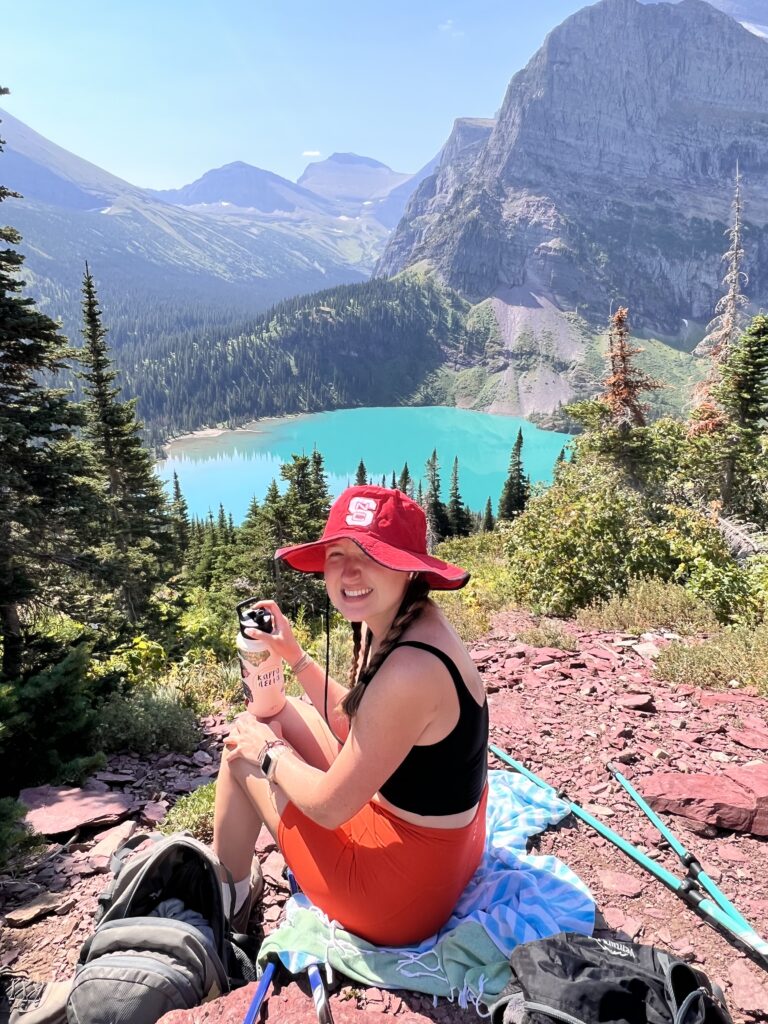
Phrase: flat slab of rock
[
  {"left": 596, "top": 869, "right": 646, "bottom": 897},
  {"left": 5, "top": 892, "right": 69, "bottom": 926},
  {"left": 639, "top": 772, "right": 758, "bottom": 834},
  {"left": 724, "top": 762, "right": 768, "bottom": 836},
  {"left": 19, "top": 786, "right": 134, "bottom": 836}
]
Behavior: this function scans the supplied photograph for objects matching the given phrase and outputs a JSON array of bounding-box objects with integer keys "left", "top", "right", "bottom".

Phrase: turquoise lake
[{"left": 156, "top": 407, "right": 572, "bottom": 523}]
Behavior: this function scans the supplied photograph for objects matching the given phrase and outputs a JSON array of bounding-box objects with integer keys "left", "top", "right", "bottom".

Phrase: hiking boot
[
  {"left": 230, "top": 857, "right": 264, "bottom": 934},
  {"left": 0, "top": 970, "right": 70, "bottom": 1024}
]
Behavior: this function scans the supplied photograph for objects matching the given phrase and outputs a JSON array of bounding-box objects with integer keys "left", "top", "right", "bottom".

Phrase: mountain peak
[
  {"left": 325, "top": 152, "right": 391, "bottom": 169},
  {"left": 298, "top": 152, "right": 411, "bottom": 204}
]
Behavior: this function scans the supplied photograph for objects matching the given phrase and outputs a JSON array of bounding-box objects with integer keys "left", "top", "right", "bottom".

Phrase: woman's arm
[
  {"left": 228, "top": 647, "right": 444, "bottom": 828},
  {"left": 291, "top": 656, "right": 351, "bottom": 742},
  {"left": 244, "top": 600, "right": 350, "bottom": 739}
]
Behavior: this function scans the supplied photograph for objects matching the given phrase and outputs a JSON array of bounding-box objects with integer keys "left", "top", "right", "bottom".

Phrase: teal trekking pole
[
  {"left": 606, "top": 760, "right": 755, "bottom": 934},
  {"left": 490, "top": 744, "right": 768, "bottom": 971}
]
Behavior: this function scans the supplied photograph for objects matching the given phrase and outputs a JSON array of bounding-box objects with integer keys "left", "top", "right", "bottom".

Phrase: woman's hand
[
  {"left": 224, "top": 714, "right": 285, "bottom": 769},
  {"left": 244, "top": 600, "right": 303, "bottom": 667}
]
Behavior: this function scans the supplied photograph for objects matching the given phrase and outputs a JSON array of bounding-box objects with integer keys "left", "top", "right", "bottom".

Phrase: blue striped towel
[{"left": 258, "top": 770, "right": 595, "bottom": 1011}]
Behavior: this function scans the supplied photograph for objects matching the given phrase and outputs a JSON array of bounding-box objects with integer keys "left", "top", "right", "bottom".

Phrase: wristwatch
[{"left": 258, "top": 740, "right": 289, "bottom": 781}]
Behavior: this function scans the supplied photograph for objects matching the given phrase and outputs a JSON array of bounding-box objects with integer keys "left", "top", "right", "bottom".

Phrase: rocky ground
[{"left": 1, "top": 609, "right": 767, "bottom": 1022}]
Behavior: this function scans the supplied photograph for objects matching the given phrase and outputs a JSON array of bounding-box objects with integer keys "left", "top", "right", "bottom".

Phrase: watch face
[{"left": 261, "top": 752, "right": 273, "bottom": 776}]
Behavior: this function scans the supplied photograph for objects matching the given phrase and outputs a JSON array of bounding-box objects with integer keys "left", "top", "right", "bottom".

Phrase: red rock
[
  {"left": 19, "top": 786, "right": 134, "bottom": 836},
  {"left": 728, "top": 960, "right": 768, "bottom": 1015},
  {"left": 89, "top": 820, "right": 137, "bottom": 859},
  {"left": 724, "top": 762, "right": 768, "bottom": 836},
  {"left": 601, "top": 906, "right": 626, "bottom": 930},
  {"left": 730, "top": 725, "right": 768, "bottom": 750},
  {"left": 697, "top": 691, "right": 762, "bottom": 709},
  {"left": 616, "top": 694, "right": 656, "bottom": 712},
  {"left": 715, "top": 842, "right": 749, "bottom": 863},
  {"left": 639, "top": 772, "right": 756, "bottom": 834},
  {"left": 157, "top": 981, "right": 428, "bottom": 1024},
  {"left": 470, "top": 648, "right": 496, "bottom": 663},
  {"left": 141, "top": 800, "right": 169, "bottom": 825},
  {"left": 583, "top": 647, "right": 615, "bottom": 661},
  {"left": 596, "top": 870, "right": 646, "bottom": 898}
]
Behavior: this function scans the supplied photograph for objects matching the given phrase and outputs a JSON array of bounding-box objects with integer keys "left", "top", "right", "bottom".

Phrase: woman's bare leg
[{"left": 212, "top": 694, "right": 338, "bottom": 879}]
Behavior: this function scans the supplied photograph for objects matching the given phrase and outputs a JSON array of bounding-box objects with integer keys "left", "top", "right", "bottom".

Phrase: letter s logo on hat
[{"left": 346, "top": 497, "right": 377, "bottom": 527}]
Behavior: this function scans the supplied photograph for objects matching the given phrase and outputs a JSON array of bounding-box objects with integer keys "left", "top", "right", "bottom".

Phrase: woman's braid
[
  {"left": 348, "top": 621, "right": 362, "bottom": 687},
  {"left": 341, "top": 576, "right": 430, "bottom": 719}
]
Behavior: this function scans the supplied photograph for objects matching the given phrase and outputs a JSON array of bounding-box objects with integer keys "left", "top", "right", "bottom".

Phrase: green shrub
[
  {"left": 743, "top": 554, "right": 768, "bottom": 623},
  {"left": 163, "top": 654, "right": 245, "bottom": 717},
  {"left": 576, "top": 579, "right": 720, "bottom": 635},
  {"left": 97, "top": 688, "right": 199, "bottom": 755},
  {"left": 160, "top": 782, "right": 216, "bottom": 843},
  {"left": 505, "top": 462, "right": 672, "bottom": 616},
  {"left": 654, "top": 624, "right": 768, "bottom": 695},
  {"left": 518, "top": 619, "right": 578, "bottom": 651},
  {"left": 0, "top": 797, "right": 46, "bottom": 873},
  {"left": 434, "top": 527, "right": 516, "bottom": 643},
  {"left": 505, "top": 460, "right": 749, "bottom": 621},
  {"left": 0, "top": 642, "right": 105, "bottom": 796}
]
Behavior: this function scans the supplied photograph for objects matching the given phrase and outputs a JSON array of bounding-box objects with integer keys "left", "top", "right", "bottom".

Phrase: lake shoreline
[{"left": 160, "top": 412, "right": 306, "bottom": 455}]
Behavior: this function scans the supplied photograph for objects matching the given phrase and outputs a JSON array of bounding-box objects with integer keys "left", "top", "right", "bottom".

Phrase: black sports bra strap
[{"left": 389, "top": 640, "right": 475, "bottom": 704}]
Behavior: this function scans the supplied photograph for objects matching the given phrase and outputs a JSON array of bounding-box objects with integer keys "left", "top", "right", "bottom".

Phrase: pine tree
[
  {"left": 355, "top": 459, "right": 367, "bottom": 486},
  {"left": 498, "top": 429, "right": 527, "bottom": 520},
  {"left": 601, "top": 308, "right": 661, "bottom": 429},
  {"left": 482, "top": 497, "right": 495, "bottom": 532},
  {"left": 714, "top": 314, "right": 768, "bottom": 517},
  {"left": 696, "top": 166, "right": 749, "bottom": 364},
  {"left": 398, "top": 462, "right": 414, "bottom": 496},
  {"left": 170, "top": 471, "right": 190, "bottom": 560},
  {"left": 446, "top": 457, "right": 472, "bottom": 536},
  {"left": 0, "top": 99, "right": 93, "bottom": 680},
  {"left": 423, "top": 449, "right": 449, "bottom": 546},
  {"left": 77, "top": 264, "right": 172, "bottom": 621},
  {"left": 391, "top": 471, "right": 397, "bottom": 489}
]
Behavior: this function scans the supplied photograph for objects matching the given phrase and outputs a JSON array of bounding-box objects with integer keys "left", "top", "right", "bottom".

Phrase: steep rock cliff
[{"left": 379, "top": 0, "right": 768, "bottom": 340}]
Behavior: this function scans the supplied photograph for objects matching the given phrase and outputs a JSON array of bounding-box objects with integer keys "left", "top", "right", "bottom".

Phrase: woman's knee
[{"left": 271, "top": 696, "right": 338, "bottom": 770}]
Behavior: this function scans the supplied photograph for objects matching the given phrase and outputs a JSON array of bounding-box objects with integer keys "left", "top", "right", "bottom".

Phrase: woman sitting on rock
[{"left": 213, "top": 485, "right": 489, "bottom": 946}]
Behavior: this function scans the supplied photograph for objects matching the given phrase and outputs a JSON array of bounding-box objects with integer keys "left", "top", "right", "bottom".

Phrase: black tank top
[{"left": 376, "top": 641, "right": 489, "bottom": 816}]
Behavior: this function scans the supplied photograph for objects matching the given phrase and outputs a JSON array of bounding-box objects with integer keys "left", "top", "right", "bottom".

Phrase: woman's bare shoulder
[{"left": 399, "top": 607, "right": 486, "bottom": 705}]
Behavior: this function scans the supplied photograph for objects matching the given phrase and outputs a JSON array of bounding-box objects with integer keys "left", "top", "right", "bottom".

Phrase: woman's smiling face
[{"left": 323, "top": 538, "right": 411, "bottom": 631}]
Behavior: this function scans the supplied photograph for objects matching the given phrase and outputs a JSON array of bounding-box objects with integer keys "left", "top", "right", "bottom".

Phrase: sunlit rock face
[{"left": 379, "top": 0, "right": 768, "bottom": 337}]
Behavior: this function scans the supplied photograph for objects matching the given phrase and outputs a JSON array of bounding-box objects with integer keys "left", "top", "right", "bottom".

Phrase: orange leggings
[{"left": 277, "top": 785, "right": 487, "bottom": 947}]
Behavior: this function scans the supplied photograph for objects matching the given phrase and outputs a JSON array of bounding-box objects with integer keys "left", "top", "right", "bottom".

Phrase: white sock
[{"left": 222, "top": 875, "right": 252, "bottom": 916}]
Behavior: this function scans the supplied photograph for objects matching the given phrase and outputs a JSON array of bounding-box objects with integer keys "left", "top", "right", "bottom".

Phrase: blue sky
[{"left": 1, "top": 1, "right": 589, "bottom": 189}]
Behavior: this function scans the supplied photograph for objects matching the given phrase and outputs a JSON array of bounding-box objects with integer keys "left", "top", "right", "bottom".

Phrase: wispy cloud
[
  {"left": 302, "top": 149, "right": 321, "bottom": 157},
  {"left": 438, "top": 18, "right": 464, "bottom": 38}
]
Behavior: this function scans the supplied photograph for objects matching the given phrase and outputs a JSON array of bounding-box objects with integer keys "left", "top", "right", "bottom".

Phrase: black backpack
[
  {"left": 494, "top": 932, "right": 733, "bottom": 1024},
  {"left": 66, "top": 832, "right": 256, "bottom": 1024}
]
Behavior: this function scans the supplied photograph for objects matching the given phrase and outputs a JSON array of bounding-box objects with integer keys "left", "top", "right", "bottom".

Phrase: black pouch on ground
[
  {"left": 66, "top": 832, "right": 257, "bottom": 1024},
  {"left": 490, "top": 931, "right": 733, "bottom": 1024}
]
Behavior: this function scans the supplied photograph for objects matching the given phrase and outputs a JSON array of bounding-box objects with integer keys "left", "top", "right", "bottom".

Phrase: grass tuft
[
  {"left": 575, "top": 579, "right": 720, "bottom": 636},
  {"left": 654, "top": 624, "right": 768, "bottom": 695}
]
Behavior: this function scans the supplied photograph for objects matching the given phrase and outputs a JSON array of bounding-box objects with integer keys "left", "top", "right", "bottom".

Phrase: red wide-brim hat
[{"left": 275, "top": 485, "right": 470, "bottom": 591}]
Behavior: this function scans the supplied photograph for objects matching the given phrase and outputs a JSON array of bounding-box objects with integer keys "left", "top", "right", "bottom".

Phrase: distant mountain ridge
[
  {"left": 375, "top": 0, "right": 768, "bottom": 419},
  {"left": 148, "top": 162, "right": 335, "bottom": 215},
  {"left": 298, "top": 152, "right": 411, "bottom": 203},
  {"left": 0, "top": 109, "right": 429, "bottom": 354}
]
